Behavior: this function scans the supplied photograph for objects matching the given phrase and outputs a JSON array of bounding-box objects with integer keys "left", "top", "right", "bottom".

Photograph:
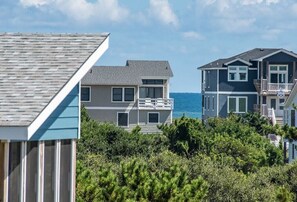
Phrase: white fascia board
[
  {"left": 252, "top": 49, "right": 297, "bottom": 61},
  {"left": 27, "top": 36, "right": 109, "bottom": 140},
  {"left": 224, "top": 58, "right": 252, "bottom": 66},
  {"left": 0, "top": 127, "right": 27, "bottom": 140}
]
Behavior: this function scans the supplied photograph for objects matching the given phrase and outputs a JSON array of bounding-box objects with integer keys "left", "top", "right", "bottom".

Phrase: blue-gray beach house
[
  {"left": 199, "top": 48, "right": 297, "bottom": 124},
  {"left": 0, "top": 33, "right": 109, "bottom": 202}
]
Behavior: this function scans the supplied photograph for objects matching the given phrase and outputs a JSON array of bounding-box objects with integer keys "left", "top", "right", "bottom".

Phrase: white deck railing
[
  {"left": 138, "top": 98, "right": 174, "bottom": 110},
  {"left": 267, "top": 83, "right": 294, "bottom": 92}
]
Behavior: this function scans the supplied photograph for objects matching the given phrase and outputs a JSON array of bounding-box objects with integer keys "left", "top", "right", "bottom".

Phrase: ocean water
[{"left": 170, "top": 93, "right": 202, "bottom": 119}]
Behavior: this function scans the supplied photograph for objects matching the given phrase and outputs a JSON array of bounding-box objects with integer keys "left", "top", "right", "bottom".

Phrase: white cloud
[
  {"left": 196, "top": 0, "right": 284, "bottom": 33},
  {"left": 241, "top": 0, "right": 263, "bottom": 5},
  {"left": 200, "top": 0, "right": 280, "bottom": 10},
  {"left": 19, "top": 0, "right": 129, "bottom": 22},
  {"left": 149, "top": 0, "right": 179, "bottom": 27},
  {"left": 20, "top": 0, "right": 51, "bottom": 7},
  {"left": 182, "top": 31, "right": 204, "bottom": 40},
  {"left": 265, "top": 0, "right": 280, "bottom": 5}
]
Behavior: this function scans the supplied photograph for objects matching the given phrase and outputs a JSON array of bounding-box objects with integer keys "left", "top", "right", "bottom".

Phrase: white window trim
[
  {"left": 147, "top": 112, "right": 160, "bottom": 124},
  {"left": 227, "top": 96, "right": 248, "bottom": 113},
  {"left": 111, "top": 87, "right": 135, "bottom": 103},
  {"left": 81, "top": 86, "right": 91, "bottom": 102},
  {"left": 227, "top": 66, "right": 248, "bottom": 82},
  {"left": 117, "top": 112, "right": 129, "bottom": 127}
]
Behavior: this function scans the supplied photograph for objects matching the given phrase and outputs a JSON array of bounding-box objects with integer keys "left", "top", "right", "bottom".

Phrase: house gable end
[
  {"left": 226, "top": 60, "right": 250, "bottom": 66},
  {"left": 263, "top": 51, "right": 297, "bottom": 63},
  {"left": 30, "top": 84, "right": 79, "bottom": 141},
  {"left": 225, "top": 58, "right": 252, "bottom": 66}
]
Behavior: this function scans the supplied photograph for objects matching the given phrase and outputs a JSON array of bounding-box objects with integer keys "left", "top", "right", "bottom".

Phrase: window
[
  {"left": 112, "top": 88, "right": 123, "bottom": 101},
  {"left": 148, "top": 113, "right": 159, "bottom": 123},
  {"left": 212, "top": 96, "right": 215, "bottom": 111},
  {"left": 228, "top": 66, "right": 248, "bottom": 81},
  {"left": 207, "top": 97, "right": 210, "bottom": 111},
  {"left": 139, "top": 87, "right": 163, "bottom": 98},
  {"left": 270, "top": 65, "right": 288, "bottom": 84},
  {"left": 112, "top": 87, "right": 135, "bottom": 102},
  {"left": 142, "top": 79, "right": 164, "bottom": 85},
  {"left": 118, "top": 113, "right": 128, "bottom": 126},
  {"left": 279, "top": 99, "right": 285, "bottom": 110},
  {"left": 124, "top": 88, "right": 134, "bottom": 101},
  {"left": 228, "top": 97, "right": 247, "bottom": 113},
  {"left": 81, "top": 87, "right": 91, "bottom": 102}
]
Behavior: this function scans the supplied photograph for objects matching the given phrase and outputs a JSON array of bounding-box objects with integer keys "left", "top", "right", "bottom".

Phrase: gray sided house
[
  {"left": 81, "top": 60, "right": 174, "bottom": 132},
  {"left": 0, "top": 33, "right": 109, "bottom": 202},
  {"left": 199, "top": 48, "right": 297, "bottom": 123}
]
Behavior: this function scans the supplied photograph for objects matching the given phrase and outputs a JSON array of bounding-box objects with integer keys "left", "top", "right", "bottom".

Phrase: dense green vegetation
[{"left": 77, "top": 109, "right": 297, "bottom": 201}]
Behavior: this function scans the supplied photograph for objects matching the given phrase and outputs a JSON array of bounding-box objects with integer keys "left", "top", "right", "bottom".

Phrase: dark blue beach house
[{"left": 198, "top": 48, "right": 297, "bottom": 123}]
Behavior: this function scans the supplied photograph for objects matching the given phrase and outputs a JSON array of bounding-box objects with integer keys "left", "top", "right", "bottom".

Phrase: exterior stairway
[{"left": 275, "top": 116, "right": 284, "bottom": 126}]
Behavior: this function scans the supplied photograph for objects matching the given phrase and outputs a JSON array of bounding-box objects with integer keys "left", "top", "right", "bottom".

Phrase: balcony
[
  {"left": 267, "top": 83, "right": 294, "bottom": 92},
  {"left": 138, "top": 98, "right": 174, "bottom": 110},
  {"left": 253, "top": 79, "right": 295, "bottom": 95}
]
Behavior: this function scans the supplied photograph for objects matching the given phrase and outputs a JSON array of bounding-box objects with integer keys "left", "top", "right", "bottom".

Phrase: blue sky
[{"left": 2, "top": 0, "right": 297, "bottom": 92}]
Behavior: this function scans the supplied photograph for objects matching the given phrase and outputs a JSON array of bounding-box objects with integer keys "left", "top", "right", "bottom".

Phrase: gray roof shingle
[
  {"left": 0, "top": 33, "right": 108, "bottom": 126},
  {"left": 82, "top": 60, "right": 173, "bottom": 85},
  {"left": 198, "top": 48, "right": 297, "bottom": 69}
]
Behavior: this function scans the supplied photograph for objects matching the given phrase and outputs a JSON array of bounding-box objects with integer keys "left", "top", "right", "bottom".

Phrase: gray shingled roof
[
  {"left": 0, "top": 33, "right": 108, "bottom": 126},
  {"left": 82, "top": 60, "right": 173, "bottom": 85},
  {"left": 199, "top": 48, "right": 296, "bottom": 69}
]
